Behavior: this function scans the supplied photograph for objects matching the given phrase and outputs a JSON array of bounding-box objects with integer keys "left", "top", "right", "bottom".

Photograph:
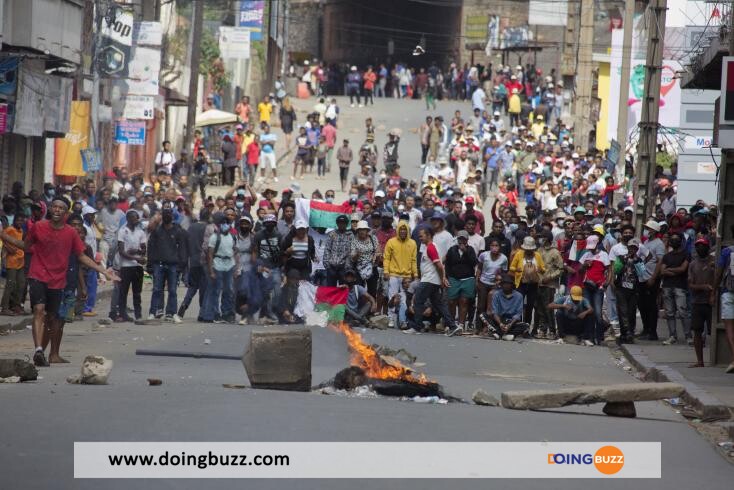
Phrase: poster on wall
[
  {"left": 239, "top": 1, "right": 264, "bottom": 41},
  {"left": 54, "top": 101, "right": 90, "bottom": 177},
  {"left": 14, "top": 66, "right": 72, "bottom": 137},
  {"left": 98, "top": 6, "right": 134, "bottom": 78},
  {"left": 0, "top": 57, "right": 19, "bottom": 97}
]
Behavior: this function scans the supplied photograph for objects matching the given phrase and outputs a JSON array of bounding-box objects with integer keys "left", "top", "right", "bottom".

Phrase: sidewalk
[{"left": 619, "top": 338, "right": 733, "bottom": 420}]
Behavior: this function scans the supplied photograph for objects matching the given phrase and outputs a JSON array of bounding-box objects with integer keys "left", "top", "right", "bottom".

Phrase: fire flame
[{"left": 331, "top": 322, "right": 430, "bottom": 385}]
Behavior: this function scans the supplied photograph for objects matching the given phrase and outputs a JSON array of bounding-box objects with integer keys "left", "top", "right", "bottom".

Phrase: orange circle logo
[{"left": 593, "top": 446, "right": 624, "bottom": 475}]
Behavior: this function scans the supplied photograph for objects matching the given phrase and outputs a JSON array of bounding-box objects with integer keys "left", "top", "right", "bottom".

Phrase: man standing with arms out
[
  {"left": 0, "top": 198, "right": 119, "bottom": 366},
  {"left": 147, "top": 205, "right": 188, "bottom": 322},
  {"left": 383, "top": 220, "right": 417, "bottom": 329},
  {"left": 116, "top": 209, "right": 146, "bottom": 322},
  {"left": 336, "top": 139, "right": 353, "bottom": 192},
  {"left": 404, "top": 228, "right": 461, "bottom": 336},
  {"left": 715, "top": 234, "right": 734, "bottom": 373}
]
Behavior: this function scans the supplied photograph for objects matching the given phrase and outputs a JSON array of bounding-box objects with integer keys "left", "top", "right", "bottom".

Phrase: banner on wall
[
  {"left": 14, "top": 65, "right": 73, "bottom": 137},
  {"left": 98, "top": 5, "right": 134, "bottom": 78},
  {"left": 55, "top": 101, "right": 90, "bottom": 177},
  {"left": 238, "top": 1, "right": 264, "bottom": 41},
  {"left": 114, "top": 120, "right": 146, "bottom": 145}
]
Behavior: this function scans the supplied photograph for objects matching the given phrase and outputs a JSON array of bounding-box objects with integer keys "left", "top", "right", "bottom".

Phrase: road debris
[
  {"left": 0, "top": 358, "right": 38, "bottom": 381},
  {"left": 147, "top": 378, "right": 162, "bottom": 386},
  {"left": 472, "top": 389, "right": 500, "bottom": 406},
  {"left": 66, "top": 355, "right": 113, "bottom": 385}
]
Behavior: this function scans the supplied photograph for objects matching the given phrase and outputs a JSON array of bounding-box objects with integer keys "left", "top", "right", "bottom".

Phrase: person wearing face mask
[
  {"left": 146, "top": 206, "right": 188, "bottom": 322},
  {"left": 638, "top": 220, "right": 665, "bottom": 340},
  {"left": 652, "top": 232, "right": 691, "bottom": 345},
  {"left": 178, "top": 209, "right": 210, "bottom": 321},
  {"left": 324, "top": 189, "right": 336, "bottom": 204},
  {"left": 612, "top": 239, "right": 646, "bottom": 344},
  {"left": 201, "top": 214, "right": 240, "bottom": 323},
  {"left": 578, "top": 234, "right": 611, "bottom": 345}
]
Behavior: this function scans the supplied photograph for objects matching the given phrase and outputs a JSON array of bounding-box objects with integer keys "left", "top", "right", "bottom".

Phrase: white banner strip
[{"left": 74, "top": 442, "right": 660, "bottom": 479}]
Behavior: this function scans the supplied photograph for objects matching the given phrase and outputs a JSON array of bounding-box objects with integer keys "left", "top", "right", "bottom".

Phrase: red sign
[{"left": 0, "top": 103, "right": 7, "bottom": 133}]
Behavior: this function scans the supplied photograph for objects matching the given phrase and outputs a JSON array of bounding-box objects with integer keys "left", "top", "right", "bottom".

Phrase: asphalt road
[{"left": 0, "top": 289, "right": 732, "bottom": 489}]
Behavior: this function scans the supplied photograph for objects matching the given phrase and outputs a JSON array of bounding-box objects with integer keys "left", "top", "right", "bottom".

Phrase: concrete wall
[{"left": 289, "top": 0, "right": 321, "bottom": 60}]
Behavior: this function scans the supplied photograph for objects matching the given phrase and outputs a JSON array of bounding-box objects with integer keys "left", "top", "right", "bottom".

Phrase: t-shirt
[
  {"left": 420, "top": 242, "right": 441, "bottom": 285},
  {"left": 209, "top": 232, "right": 236, "bottom": 272},
  {"left": 4, "top": 226, "right": 24, "bottom": 269},
  {"left": 27, "top": 220, "right": 86, "bottom": 289},
  {"left": 478, "top": 252, "right": 508, "bottom": 285},
  {"left": 661, "top": 249, "right": 689, "bottom": 289},
  {"left": 246, "top": 142, "right": 260, "bottom": 165},
  {"left": 258, "top": 102, "right": 273, "bottom": 122},
  {"left": 254, "top": 230, "right": 282, "bottom": 268},
  {"left": 553, "top": 294, "right": 591, "bottom": 320},
  {"left": 579, "top": 250, "right": 610, "bottom": 287},
  {"left": 347, "top": 284, "right": 367, "bottom": 311},
  {"left": 260, "top": 133, "right": 277, "bottom": 153},
  {"left": 99, "top": 208, "right": 125, "bottom": 244},
  {"left": 117, "top": 225, "right": 147, "bottom": 268}
]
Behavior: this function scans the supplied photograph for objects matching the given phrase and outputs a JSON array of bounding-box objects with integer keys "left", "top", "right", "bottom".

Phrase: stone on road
[
  {"left": 66, "top": 355, "right": 114, "bottom": 385},
  {"left": 472, "top": 388, "right": 500, "bottom": 406},
  {"left": 0, "top": 358, "right": 38, "bottom": 381}
]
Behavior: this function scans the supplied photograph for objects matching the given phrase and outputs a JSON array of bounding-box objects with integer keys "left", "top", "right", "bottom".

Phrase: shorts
[
  {"left": 28, "top": 279, "right": 63, "bottom": 317},
  {"left": 260, "top": 152, "right": 277, "bottom": 169},
  {"left": 57, "top": 289, "right": 77, "bottom": 322},
  {"left": 721, "top": 291, "right": 734, "bottom": 320},
  {"left": 447, "top": 277, "right": 476, "bottom": 300}
]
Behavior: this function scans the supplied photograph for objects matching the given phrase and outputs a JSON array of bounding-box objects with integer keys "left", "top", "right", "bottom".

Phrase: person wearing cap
[
  {"left": 547, "top": 285, "right": 594, "bottom": 341},
  {"left": 650, "top": 232, "right": 692, "bottom": 346},
  {"left": 636, "top": 219, "right": 666, "bottom": 340},
  {"left": 445, "top": 230, "right": 478, "bottom": 331},
  {"left": 428, "top": 211, "right": 455, "bottom": 261},
  {"left": 201, "top": 213, "right": 239, "bottom": 324},
  {"left": 350, "top": 219, "right": 379, "bottom": 289},
  {"left": 252, "top": 213, "right": 284, "bottom": 320},
  {"left": 611, "top": 238, "right": 647, "bottom": 344},
  {"left": 346, "top": 65, "right": 362, "bottom": 107},
  {"left": 578, "top": 234, "right": 611, "bottom": 345},
  {"left": 509, "top": 236, "right": 546, "bottom": 325},
  {"left": 322, "top": 214, "right": 353, "bottom": 286},
  {"left": 404, "top": 227, "right": 460, "bottom": 336},
  {"left": 508, "top": 87, "right": 521, "bottom": 126},
  {"left": 535, "top": 230, "right": 564, "bottom": 339}
]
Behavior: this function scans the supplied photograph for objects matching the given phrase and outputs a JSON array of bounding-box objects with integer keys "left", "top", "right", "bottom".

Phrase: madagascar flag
[
  {"left": 295, "top": 198, "right": 351, "bottom": 230},
  {"left": 295, "top": 282, "right": 349, "bottom": 322}
]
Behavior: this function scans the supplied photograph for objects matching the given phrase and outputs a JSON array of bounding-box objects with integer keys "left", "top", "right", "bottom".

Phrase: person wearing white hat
[
  {"left": 346, "top": 65, "right": 363, "bottom": 108},
  {"left": 577, "top": 234, "right": 611, "bottom": 345},
  {"left": 509, "top": 236, "right": 546, "bottom": 330},
  {"left": 634, "top": 219, "right": 665, "bottom": 340},
  {"left": 492, "top": 110, "right": 505, "bottom": 132}
]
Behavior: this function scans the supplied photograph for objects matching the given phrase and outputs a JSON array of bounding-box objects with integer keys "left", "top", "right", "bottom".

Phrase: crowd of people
[{"left": 1, "top": 60, "right": 733, "bottom": 375}]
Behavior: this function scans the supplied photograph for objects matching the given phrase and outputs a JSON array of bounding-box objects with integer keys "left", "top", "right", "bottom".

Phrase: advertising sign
[
  {"left": 133, "top": 22, "right": 162, "bottom": 46},
  {"left": 98, "top": 6, "right": 134, "bottom": 78},
  {"left": 115, "top": 120, "right": 146, "bottom": 145},
  {"left": 239, "top": 1, "right": 264, "bottom": 41},
  {"left": 219, "top": 26, "right": 251, "bottom": 59},
  {"left": 114, "top": 95, "right": 155, "bottom": 120}
]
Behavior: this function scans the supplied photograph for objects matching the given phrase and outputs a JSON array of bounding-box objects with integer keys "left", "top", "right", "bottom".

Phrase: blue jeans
[
  {"left": 202, "top": 268, "right": 234, "bottom": 321},
  {"left": 583, "top": 284, "right": 607, "bottom": 343},
  {"left": 605, "top": 284, "right": 618, "bottom": 324},
  {"left": 84, "top": 269, "right": 98, "bottom": 312},
  {"left": 149, "top": 262, "right": 179, "bottom": 316},
  {"left": 180, "top": 265, "right": 208, "bottom": 317}
]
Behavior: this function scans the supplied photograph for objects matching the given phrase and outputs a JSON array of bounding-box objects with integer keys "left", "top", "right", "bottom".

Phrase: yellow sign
[
  {"left": 55, "top": 101, "right": 90, "bottom": 176},
  {"left": 465, "top": 15, "right": 488, "bottom": 42}
]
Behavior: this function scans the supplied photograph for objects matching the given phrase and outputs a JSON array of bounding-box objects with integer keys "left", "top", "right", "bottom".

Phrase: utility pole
[
  {"left": 560, "top": 0, "right": 578, "bottom": 78},
  {"left": 615, "top": 0, "right": 635, "bottom": 187},
  {"left": 183, "top": 0, "right": 204, "bottom": 153},
  {"left": 89, "top": 0, "right": 104, "bottom": 151},
  {"left": 574, "top": 0, "right": 595, "bottom": 151},
  {"left": 635, "top": 0, "right": 667, "bottom": 232}
]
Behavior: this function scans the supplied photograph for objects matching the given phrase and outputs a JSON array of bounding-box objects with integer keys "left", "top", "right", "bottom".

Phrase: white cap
[
  {"left": 572, "top": 152, "right": 579, "bottom": 158},
  {"left": 356, "top": 220, "right": 370, "bottom": 230},
  {"left": 374, "top": 190, "right": 386, "bottom": 198},
  {"left": 516, "top": 65, "right": 522, "bottom": 70},
  {"left": 350, "top": 65, "right": 357, "bottom": 71},
  {"left": 295, "top": 219, "right": 308, "bottom": 229},
  {"left": 81, "top": 205, "right": 97, "bottom": 215},
  {"left": 494, "top": 111, "right": 500, "bottom": 116}
]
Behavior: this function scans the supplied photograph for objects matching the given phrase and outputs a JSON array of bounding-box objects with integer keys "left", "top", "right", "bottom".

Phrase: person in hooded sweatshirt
[{"left": 382, "top": 220, "right": 417, "bottom": 329}]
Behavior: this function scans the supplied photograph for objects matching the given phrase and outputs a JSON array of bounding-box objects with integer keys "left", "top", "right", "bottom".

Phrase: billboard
[
  {"left": 98, "top": 6, "right": 134, "bottom": 78},
  {"left": 239, "top": 1, "right": 264, "bottom": 41}
]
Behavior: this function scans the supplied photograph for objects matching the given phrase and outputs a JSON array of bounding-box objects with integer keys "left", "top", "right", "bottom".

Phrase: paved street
[
  {"left": 1, "top": 282, "right": 732, "bottom": 489},
  {"left": 1, "top": 97, "right": 733, "bottom": 488}
]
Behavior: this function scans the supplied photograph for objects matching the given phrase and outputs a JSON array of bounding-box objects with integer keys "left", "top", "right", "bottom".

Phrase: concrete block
[
  {"left": 243, "top": 328, "right": 312, "bottom": 392},
  {"left": 501, "top": 382, "right": 685, "bottom": 410},
  {"left": 472, "top": 389, "right": 500, "bottom": 406}
]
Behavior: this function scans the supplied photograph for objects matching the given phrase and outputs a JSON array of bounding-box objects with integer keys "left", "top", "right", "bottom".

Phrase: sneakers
[
  {"left": 239, "top": 318, "right": 247, "bottom": 325},
  {"left": 446, "top": 325, "right": 463, "bottom": 337},
  {"left": 583, "top": 340, "right": 594, "bottom": 347},
  {"left": 350, "top": 103, "right": 356, "bottom": 108},
  {"left": 402, "top": 328, "right": 421, "bottom": 335},
  {"left": 147, "top": 314, "right": 156, "bottom": 321},
  {"left": 82, "top": 311, "right": 97, "bottom": 317},
  {"left": 726, "top": 363, "right": 734, "bottom": 374},
  {"left": 172, "top": 314, "right": 183, "bottom": 324},
  {"left": 213, "top": 318, "right": 226, "bottom": 324},
  {"left": 502, "top": 334, "right": 515, "bottom": 341},
  {"left": 662, "top": 336, "right": 677, "bottom": 345},
  {"left": 388, "top": 315, "right": 395, "bottom": 329},
  {"left": 273, "top": 177, "right": 279, "bottom": 183},
  {"left": 33, "top": 350, "right": 49, "bottom": 367},
  {"left": 358, "top": 104, "right": 364, "bottom": 108}
]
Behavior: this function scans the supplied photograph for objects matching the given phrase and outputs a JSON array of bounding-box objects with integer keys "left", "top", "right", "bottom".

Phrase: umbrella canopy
[{"left": 195, "top": 109, "right": 238, "bottom": 127}]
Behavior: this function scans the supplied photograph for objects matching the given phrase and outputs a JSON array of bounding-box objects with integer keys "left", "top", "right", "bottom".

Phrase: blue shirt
[
  {"left": 498, "top": 150, "right": 514, "bottom": 174},
  {"left": 260, "top": 133, "right": 277, "bottom": 153},
  {"left": 492, "top": 290, "right": 524, "bottom": 321},
  {"left": 485, "top": 146, "right": 500, "bottom": 170}
]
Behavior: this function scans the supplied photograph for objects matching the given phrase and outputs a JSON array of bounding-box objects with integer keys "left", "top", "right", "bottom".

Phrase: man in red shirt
[
  {"left": 0, "top": 198, "right": 119, "bottom": 366},
  {"left": 461, "top": 196, "right": 485, "bottom": 235}
]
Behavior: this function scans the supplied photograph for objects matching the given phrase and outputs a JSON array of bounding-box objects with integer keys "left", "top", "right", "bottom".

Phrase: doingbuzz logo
[{"left": 547, "top": 446, "right": 624, "bottom": 475}]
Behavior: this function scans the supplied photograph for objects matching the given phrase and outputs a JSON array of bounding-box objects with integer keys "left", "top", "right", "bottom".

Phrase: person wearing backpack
[{"left": 201, "top": 214, "right": 239, "bottom": 323}]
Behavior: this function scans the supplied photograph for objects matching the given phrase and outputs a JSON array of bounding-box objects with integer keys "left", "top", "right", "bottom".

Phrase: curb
[
  {"left": 618, "top": 344, "right": 732, "bottom": 421},
  {"left": 0, "top": 287, "right": 115, "bottom": 334}
]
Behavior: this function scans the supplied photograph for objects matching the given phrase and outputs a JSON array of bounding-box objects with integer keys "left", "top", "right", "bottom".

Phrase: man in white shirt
[
  {"left": 117, "top": 210, "right": 147, "bottom": 321},
  {"left": 154, "top": 141, "right": 175, "bottom": 174},
  {"left": 428, "top": 212, "right": 455, "bottom": 260},
  {"left": 471, "top": 86, "right": 487, "bottom": 112}
]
